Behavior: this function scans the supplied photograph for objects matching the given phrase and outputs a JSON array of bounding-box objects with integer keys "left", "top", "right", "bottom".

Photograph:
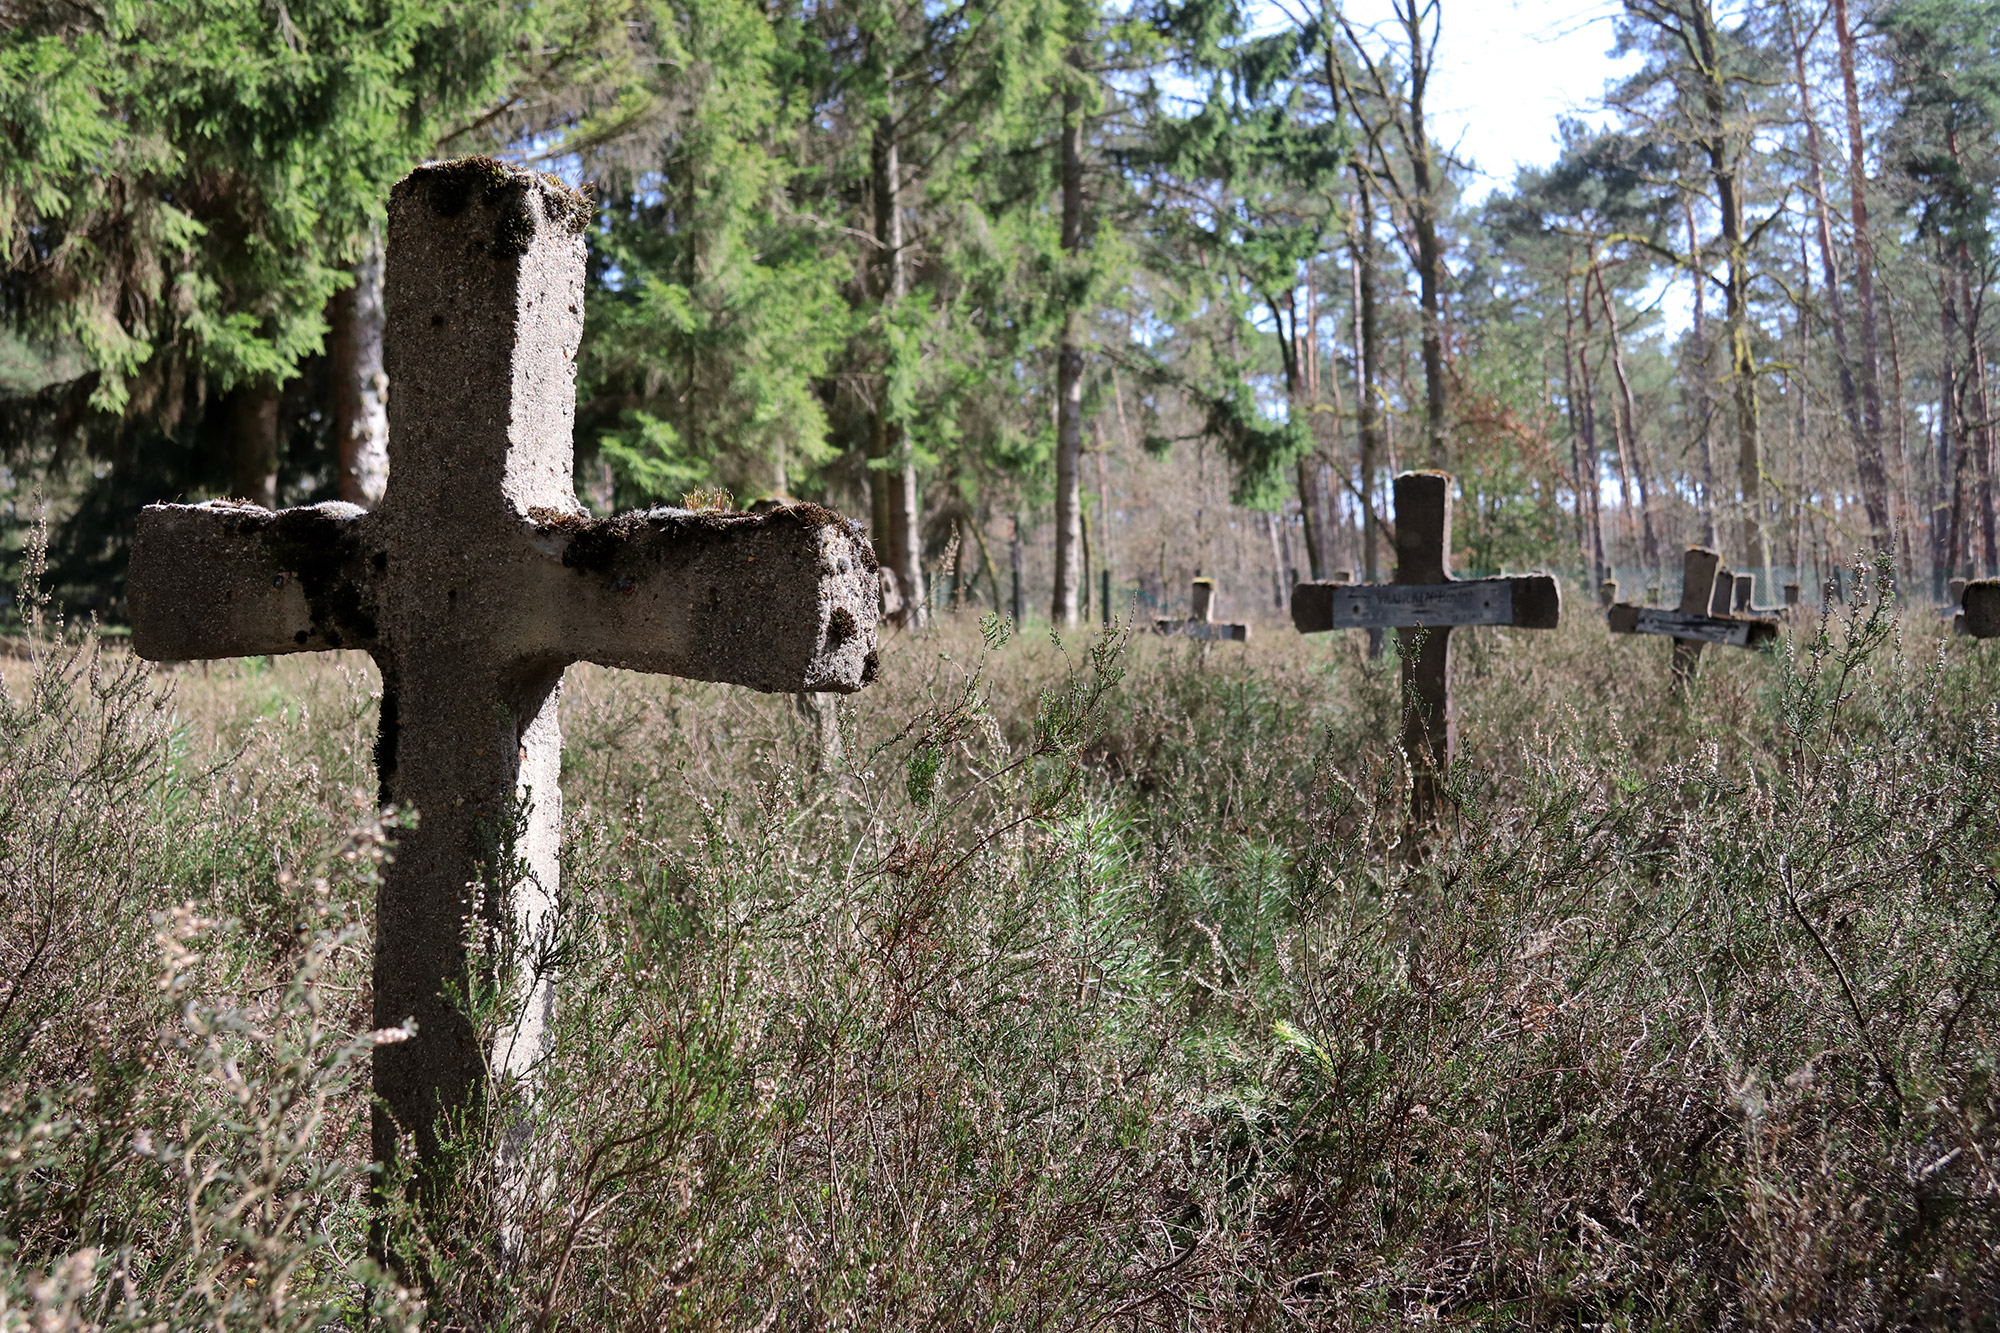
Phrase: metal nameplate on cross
[
  {"left": 1606, "top": 547, "right": 1775, "bottom": 694},
  {"left": 126, "top": 159, "right": 881, "bottom": 1193},
  {"left": 1626, "top": 606, "right": 1758, "bottom": 648},
  {"left": 1314, "top": 580, "right": 1514, "bottom": 629},
  {"left": 1290, "top": 470, "right": 1561, "bottom": 827},
  {"left": 1156, "top": 577, "right": 1249, "bottom": 641}
]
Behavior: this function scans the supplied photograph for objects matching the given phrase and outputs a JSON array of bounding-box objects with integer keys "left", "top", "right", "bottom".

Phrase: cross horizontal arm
[
  {"left": 129, "top": 501, "right": 381, "bottom": 660},
  {"left": 1966, "top": 581, "right": 2000, "bottom": 638},
  {"left": 1155, "top": 618, "right": 1249, "bottom": 641},
  {"left": 130, "top": 499, "right": 880, "bottom": 694},
  {"left": 535, "top": 503, "right": 880, "bottom": 693},
  {"left": 1291, "top": 575, "right": 1560, "bottom": 634},
  {"left": 1606, "top": 603, "right": 1778, "bottom": 649}
]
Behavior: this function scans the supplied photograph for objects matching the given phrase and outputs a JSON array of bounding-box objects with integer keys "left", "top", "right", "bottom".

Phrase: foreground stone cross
[
  {"left": 1156, "top": 577, "right": 1250, "bottom": 641},
  {"left": 1606, "top": 546, "right": 1774, "bottom": 695},
  {"left": 1291, "top": 471, "right": 1561, "bottom": 825},
  {"left": 127, "top": 160, "right": 880, "bottom": 1181}
]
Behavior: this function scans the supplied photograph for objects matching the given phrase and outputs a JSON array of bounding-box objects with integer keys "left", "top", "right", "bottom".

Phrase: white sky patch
[
  {"left": 1275, "top": 2, "right": 1699, "bottom": 338},
  {"left": 1329, "top": 0, "right": 1641, "bottom": 202}
]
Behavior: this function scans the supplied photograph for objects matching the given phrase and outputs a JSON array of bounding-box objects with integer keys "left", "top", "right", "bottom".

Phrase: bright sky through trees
[{"left": 1322, "top": 0, "right": 1641, "bottom": 200}]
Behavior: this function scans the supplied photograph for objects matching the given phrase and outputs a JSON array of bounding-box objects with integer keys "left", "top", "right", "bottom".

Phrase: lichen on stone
[{"left": 399, "top": 156, "right": 594, "bottom": 256}]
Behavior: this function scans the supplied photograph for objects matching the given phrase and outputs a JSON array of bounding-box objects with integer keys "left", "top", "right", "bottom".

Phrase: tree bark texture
[
  {"left": 1685, "top": 192, "right": 1720, "bottom": 547},
  {"left": 1833, "top": 0, "right": 1889, "bottom": 505},
  {"left": 1572, "top": 274, "right": 1608, "bottom": 587},
  {"left": 1593, "top": 266, "right": 1659, "bottom": 567},
  {"left": 1353, "top": 179, "right": 1384, "bottom": 586},
  {"left": 1397, "top": 0, "right": 1449, "bottom": 469},
  {"left": 871, "top": 106, "right": 926, "bottom": 626},
  {"left": 229, "top": 384, "right": 280, "bottom": 510},
  {"left": 1789, "top": 4, "right": 1891, "bottom": 553}
]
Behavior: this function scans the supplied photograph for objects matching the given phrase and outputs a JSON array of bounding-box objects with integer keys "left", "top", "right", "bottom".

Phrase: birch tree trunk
[
  {"left": 1051, "top": 63, "right": 1085, "bottom": 626},
  {"left": 330, "top": 225, "right": 390, "bottom": 507}
]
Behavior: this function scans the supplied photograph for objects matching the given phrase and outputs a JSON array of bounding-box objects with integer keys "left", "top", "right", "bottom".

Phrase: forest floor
[{"left": 3, "top": 570, "right": 1998, "bottom": 1329}]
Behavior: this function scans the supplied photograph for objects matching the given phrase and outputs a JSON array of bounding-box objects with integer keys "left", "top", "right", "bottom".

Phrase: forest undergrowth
[{"left": 1, "top": 563, "right": 1997, "bottom": 1329}]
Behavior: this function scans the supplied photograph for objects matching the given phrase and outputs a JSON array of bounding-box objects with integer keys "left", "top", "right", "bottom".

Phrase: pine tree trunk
[
  {"left": 1887, "top": 296, "right": 1918, "bottom": 585},
  {"left": 1833, "top": 0, "right": 1890, "bottom": 513},
  {"left": 1790, "top": 4, "right": 1890, "bottom": 553},
  {"left": 1353, "top": 178, "right": 1384, "bottom": 586},
  {"left": 229, "top": 384, "right": 280, "bottom": 509},
  {"left": 1266, "top": 511, "right": 1286, "bottom": 609},
  {"left": 1561, "top": 274, "right": 1587, "bottom": 570},
  {"left": 1304, "top": 277, "right": 1339, "bottom": 580},
  {"left": 1685, "top": 193, "right": 1720, "bottom": 547},
  {"left": 1664, "top": 0, "right": 1764, "bottom": 578},
  {"left": 1574, "top": 287, "right": 1607, "bottom": 587},
  {"left": 1716, "top": 160, "right": 1766, "bottom": 579},
  {"left": 1941, "top": 282, "right": 1963, "bottom": 585},
  {"left": 1010, "top": 514, "right": 1026, "bottom": 626},
  {"left": 1594, "top": 266, "right": 1659, "bottom": 568},
  {"left": 1963, "top": 269, "right": 1999, "bottom": 575},
  {"left": 1051, "top": 68, "right": 1085, "bottom": 626},
  {"left": 1398, "top": 2, "right": 1449, "bottom": 469},
  {"left": 330, "top": 226, "right": 390, "bottom": 507},
  {"left": 871, "top": 106, "right": 926, "bottom": 626}
]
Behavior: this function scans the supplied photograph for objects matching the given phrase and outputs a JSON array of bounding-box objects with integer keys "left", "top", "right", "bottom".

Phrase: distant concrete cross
[
  {"left": 127, "top": 160, "right": 880, "bottom": 1185},
  {"left": 1606, "top": 546, "right": 1774, "bottom": 695},
  {"left": 1965, "top": 580, "right": 2000, "bottom": 638},
  {"left": 1945, "top": 577, "right": 1971, "bottom": 635},
  {"left": 1291, "top": 471, "right": 1561, "bottom": 825},
  {"left": 1156, "top": 577, "right": 1249, "bottom": 641}
]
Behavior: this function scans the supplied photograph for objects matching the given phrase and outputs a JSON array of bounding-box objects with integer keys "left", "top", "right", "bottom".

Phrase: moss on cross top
[{"left": 400, "top": 156, "right": 593, "bottom": 255}]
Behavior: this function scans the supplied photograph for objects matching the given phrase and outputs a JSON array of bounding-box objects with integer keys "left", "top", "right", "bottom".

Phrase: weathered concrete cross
[
  {"left": 1291, "top": 471, "right": 1561, "bottom": 824},
  {"left": 1606, "top": 546, "right": 1774, "bottom": 695},
  {"left": 127, "top": 160, "right": 880, "bottom": 1181},
  {"left": 1155, "top": 576, "right": 1250, "bottom": 641},
  {"left": 1964, "top": 580, "right": 2000, "bottom": 638},
  {"left": 1943, "top": 577, "right": 1970, "bottom": 635}
]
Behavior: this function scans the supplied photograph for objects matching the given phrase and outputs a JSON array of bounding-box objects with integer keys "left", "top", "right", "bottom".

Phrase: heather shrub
[{"left": 0, "top": 561, "right": 1995, "bottom": 1329}]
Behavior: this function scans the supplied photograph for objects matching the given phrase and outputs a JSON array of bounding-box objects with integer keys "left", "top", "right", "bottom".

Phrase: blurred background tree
[{"left": 5, "top": 0, "right": 2000, "bottom": 618}]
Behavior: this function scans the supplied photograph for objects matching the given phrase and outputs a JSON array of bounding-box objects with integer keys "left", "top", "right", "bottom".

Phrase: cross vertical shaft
[
  {"left": 370, "top": 163, "right": 590, "bottom": 1174},
  {"left": 1670, "top": 547, "right": 1722, "bottom": 696},
  {"left": 1395, "top": 472, "right": 1452, "bottom": 827}
]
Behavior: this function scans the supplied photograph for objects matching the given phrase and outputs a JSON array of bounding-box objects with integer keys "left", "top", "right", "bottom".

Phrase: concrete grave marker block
[{"left": 128, "top": 159, "right": 881, "bottom": 1195}]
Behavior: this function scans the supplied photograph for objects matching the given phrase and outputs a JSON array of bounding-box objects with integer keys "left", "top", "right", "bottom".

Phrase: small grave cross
[
  {"left": 1291, "top": 471, "right": 1561, "bottom": 825},
  {"left": 128, "top": 160, "right": 880, "bottom": 1186},
  {"left": 1606, "top": 546, "right": 1774, "bottom": 695},
  {"left": 1156, "top": 576, "right": 1250, "bottom": 641},
  {"left": 1944, "top": 577, "right": 1970, "bottom": 635},
  {"left": 1965, "top": 580, "right": 2000, "bottom": 638}
]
